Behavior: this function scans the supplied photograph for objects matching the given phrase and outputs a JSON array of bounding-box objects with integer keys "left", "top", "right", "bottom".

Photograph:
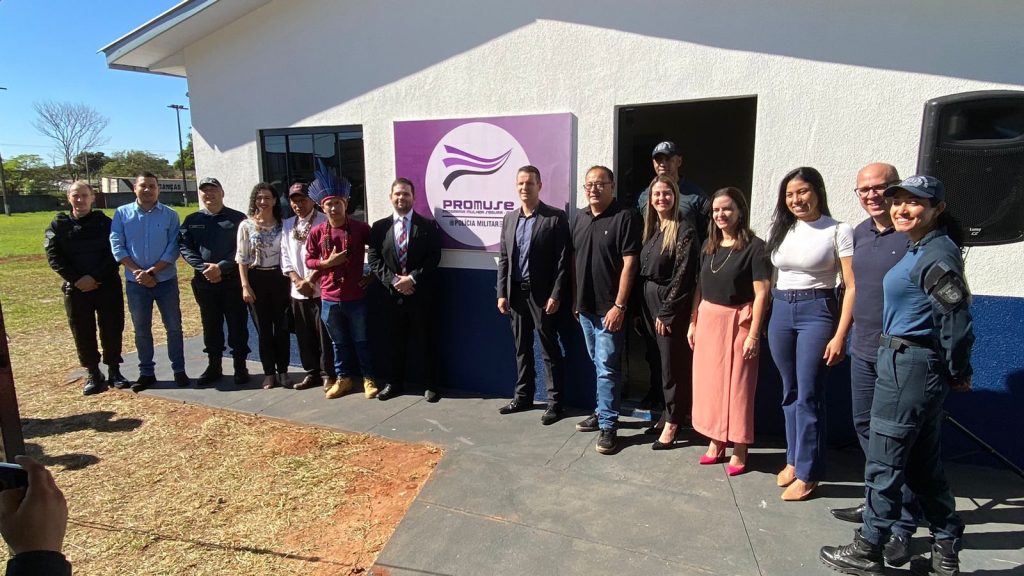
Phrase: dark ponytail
[{"left": 938, "top": 211, "right": 966, "bottom": 249}]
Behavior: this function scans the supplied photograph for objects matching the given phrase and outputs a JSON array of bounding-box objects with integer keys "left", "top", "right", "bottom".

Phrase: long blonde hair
[{"left": 642, "top": 175, "right": 682, "bottom": 254}]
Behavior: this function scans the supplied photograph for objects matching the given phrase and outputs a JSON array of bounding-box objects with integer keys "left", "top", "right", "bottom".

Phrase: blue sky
[{"left": 0, "top": 0, "right": 188, "bottom": 164}]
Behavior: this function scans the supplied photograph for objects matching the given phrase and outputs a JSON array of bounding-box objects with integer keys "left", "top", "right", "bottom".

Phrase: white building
[{"left": 104, "top": 0, "right": 1024, "bottom": 465}]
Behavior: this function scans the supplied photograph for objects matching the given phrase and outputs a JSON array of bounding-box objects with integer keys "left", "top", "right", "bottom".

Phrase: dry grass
[{"left": 1, "top": 254, "right": 441, "bottom": 575}]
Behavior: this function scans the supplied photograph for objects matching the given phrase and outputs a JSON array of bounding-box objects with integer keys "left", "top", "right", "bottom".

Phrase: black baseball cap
[
  {"left": 651, "top": 141, "right": 680, "bottom": 158},
  {"left": 198, "top": 177, "right": 222, "bottom": 190}
]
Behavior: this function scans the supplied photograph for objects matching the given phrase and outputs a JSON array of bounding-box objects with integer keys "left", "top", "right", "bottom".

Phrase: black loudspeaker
[{"left": 917, "top": 90, "right": 1024, "bottom": 246}]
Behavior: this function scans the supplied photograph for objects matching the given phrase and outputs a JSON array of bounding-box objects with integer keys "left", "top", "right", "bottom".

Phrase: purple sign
[{"left": 394, "top": 113, "right": 572, "bottom": 251}]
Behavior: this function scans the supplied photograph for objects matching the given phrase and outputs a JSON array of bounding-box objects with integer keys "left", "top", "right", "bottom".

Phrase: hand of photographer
[{"left": 0, "top": 456, "right": 68, "bottom": 555}]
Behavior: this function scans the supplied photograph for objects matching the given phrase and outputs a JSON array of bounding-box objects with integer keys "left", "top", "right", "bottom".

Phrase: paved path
[{"left": 121, "top": 338, "right": 1023, "bottom": 575}]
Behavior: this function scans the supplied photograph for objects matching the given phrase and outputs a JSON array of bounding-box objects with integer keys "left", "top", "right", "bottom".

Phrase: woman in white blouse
[
  {"left": 766, "top": 167, "right": 855, "bottom": 501},
  {"left": 237, "top": 182, "right": 292, "bottom": 389}
]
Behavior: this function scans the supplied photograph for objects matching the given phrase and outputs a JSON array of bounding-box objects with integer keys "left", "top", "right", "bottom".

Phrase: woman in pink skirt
[{"left": 687, "top": 187, "right": 772, "bottom": 475}]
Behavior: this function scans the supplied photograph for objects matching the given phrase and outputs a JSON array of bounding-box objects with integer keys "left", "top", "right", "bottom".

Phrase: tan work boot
[
  {"left": 325, "top": 377, "right": 353, "bottom": 399},
  {"left": 363, "top": 377, "right": 379, "bottom": 399}
]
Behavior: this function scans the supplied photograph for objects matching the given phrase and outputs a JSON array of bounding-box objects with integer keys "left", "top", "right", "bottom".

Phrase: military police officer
[
  {"left": 820, "top": 175, "right": 973, "bottom": 576},
  {"left": 45, "top": 181, "right": 128, "bottom": 394}
]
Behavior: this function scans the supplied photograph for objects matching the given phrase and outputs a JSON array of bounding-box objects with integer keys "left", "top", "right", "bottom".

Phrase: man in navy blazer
[
  {"left": 368, "top": 177, "right": 443, "bottom": 402},
  {"left": 496, "top": 165, "right": 571, "bottom": 425}
]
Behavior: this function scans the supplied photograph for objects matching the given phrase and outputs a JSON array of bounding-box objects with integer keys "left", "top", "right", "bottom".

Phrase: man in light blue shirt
[{"left": 110, "top": 172, "right": 190, "bottom": 391}]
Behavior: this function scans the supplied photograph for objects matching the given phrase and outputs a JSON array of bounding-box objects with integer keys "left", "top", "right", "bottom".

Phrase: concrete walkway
[{"left": 122, "top": 338, "right": 1023, "bottom": 575}]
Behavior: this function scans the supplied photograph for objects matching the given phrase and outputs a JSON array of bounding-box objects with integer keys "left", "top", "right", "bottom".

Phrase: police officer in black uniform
[
  {"left": 821, "top": 175, "right": 973, "bottom": 576},
  {"left": 179, "top": 177, "right": 251, "bottom": 385},
  {"left": 44, "top": 181, "right": 127, "bottom": 394}
]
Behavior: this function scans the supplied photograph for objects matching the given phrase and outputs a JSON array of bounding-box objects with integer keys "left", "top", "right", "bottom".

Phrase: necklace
[{"left": 709, "top": 248, "right": 733, "bottom": 274}]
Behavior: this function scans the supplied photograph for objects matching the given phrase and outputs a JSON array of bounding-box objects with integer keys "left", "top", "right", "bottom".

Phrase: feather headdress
[{"left": 307, "top": 157, "right": 351, "bottom": 204}]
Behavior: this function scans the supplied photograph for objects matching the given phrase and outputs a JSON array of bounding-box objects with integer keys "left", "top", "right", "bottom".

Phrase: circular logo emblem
[{"left": 424, "top": 122, "right": 530, "bottom": 248}]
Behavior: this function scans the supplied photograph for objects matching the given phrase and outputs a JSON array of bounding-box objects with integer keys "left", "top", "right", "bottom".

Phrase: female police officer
[{"left": 820, "top": 175, "right": 973, "bottom": 576}]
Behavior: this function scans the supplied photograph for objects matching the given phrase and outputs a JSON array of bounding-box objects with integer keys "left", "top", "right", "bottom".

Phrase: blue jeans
[
  {"left": 321, "top": 299, "right": 373, "bottom": 379},
  {"left": 126, "top": 279, "right": 185, "bottom": 376},
  {"left": 851, "top": 354, "right": 920, "bottom": 537},
  {"left": 767, "top": 290, "right": 835, "bottom": 482},
  {"left": 579, "top": 311, "right": 625, "bottom": 430}
]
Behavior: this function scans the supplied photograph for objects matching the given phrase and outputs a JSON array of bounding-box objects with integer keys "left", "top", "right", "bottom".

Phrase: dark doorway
[
  {"left": 617, "top": 96, "right": 757, "bottom": 208},
  {"left": 615, "top": 96, "right": 758, "bottom": 407}
]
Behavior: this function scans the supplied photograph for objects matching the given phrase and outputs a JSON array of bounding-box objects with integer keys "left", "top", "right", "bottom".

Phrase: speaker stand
[{"left": 944, "top": 411, "right": 1024, "bottom": 481}]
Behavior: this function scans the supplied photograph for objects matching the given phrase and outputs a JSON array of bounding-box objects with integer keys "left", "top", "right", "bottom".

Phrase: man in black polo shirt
[
  {"left": 179, "top": 177, "right": 250, "bottom": 386},
  {"left": 829, "top": 162, "right": 918, "bottom": 567},
  {"left": 44, "top": 181, "right": 127, "bottom": 394},
  {"left": 572, "top": 165, "right": 642, "bottom": 454}
]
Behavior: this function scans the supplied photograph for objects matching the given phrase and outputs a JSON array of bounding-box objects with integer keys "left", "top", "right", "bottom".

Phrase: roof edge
[{"left": 99, "top": 0, "right": 220, "bottom": 69}]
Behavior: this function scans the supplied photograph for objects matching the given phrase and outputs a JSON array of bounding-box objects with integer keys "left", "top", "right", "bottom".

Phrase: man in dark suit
[
  {"left": 496, "top": 165, "right": 571, "bottom": 425},
  {"left": 368, "top": 177, "right": 443, "bottom": 402}
]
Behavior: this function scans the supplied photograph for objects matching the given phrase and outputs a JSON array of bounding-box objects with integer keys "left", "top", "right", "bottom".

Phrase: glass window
[{"left": 259, "top": 126, "right": 365, "bottom": 221}]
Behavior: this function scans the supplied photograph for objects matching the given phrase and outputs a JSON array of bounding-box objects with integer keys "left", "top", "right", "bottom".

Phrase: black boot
[
  {"left": 912, "top": 539, "right": 959, "bottom": 576},
  {"left": 819, "top": 530, "right": 884, "bottom": 576},
  {"left": 107, "top": 364, "right": 130, "bottom": 389},
  {"left": 233, "top": 357, "right": 251, "bottom": 385},
  {"left": 82, "top": 367, "right": 107, "bottom": 396},
  {"left": 198, "top": 357, "right": 223, "bottom": 386}
]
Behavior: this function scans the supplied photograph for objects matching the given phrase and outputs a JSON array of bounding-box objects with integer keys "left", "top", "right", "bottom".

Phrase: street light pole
[{"left": 168, "top": 104, "right": 189, "bottom": 207}]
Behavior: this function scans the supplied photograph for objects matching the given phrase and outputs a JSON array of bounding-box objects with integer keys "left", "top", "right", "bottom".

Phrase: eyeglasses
[
  {"left": 854, "top": 181, "right": 898, "bottom": 196},
  {"left": 582, "top": 181, "right": 612, "bottom": 191}
]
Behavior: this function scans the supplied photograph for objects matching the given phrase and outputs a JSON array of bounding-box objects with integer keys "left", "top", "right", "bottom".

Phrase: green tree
[
  {"left": 1, "top": 154, "right": 61, "bottom": 194},
  {"left": 173, "top": 132, "right": 194, "bottom": 171},
  {"left": 73, "top": 151, "right": 109, "bottom": 180},
  {"left": 100, "top": 150, "right": 174, "bottom": 179}
]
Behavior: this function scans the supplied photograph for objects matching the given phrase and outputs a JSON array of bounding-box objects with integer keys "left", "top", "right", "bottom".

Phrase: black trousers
[
  {"left": 291, "top": 296, "right": 335, "bottom": 378},
  {"left": 640, "top": 279, "right": 692, "bottom": 425},
  {"left": 192, "top": 275, "right": 250, "bottom": 361},
  {"left": 247, "top": 267, "right": 291, "bottom": 375},
  {"left": 63, "top": 277, "right": 124, "bottom": 369},
  {"left": 383, "top": 294, "right": 434, "bottom": 390},
  {"left": 508, "top": 285, "right": 564, "bottom": 406}
]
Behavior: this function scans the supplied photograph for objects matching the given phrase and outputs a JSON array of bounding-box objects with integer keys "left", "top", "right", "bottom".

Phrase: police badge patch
[{"left": 924, "top": 261, "right": 970, "bottom": 313}]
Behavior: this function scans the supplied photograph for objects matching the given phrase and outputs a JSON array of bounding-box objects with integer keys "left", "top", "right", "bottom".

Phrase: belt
[
  {"left": 251, "top": 266, "right": 279, "bottom": 271},
  {"left": 772, "top": 288, "right": 834, "bottom": 302},
  {"left": 879, "top": 334, "right": 935, "bottom": 352},
  {"left": 516, "top": 282, "right": 531, "bottom": 291}
]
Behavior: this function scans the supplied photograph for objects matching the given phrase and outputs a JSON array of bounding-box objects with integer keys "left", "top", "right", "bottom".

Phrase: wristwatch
[{"left": 614, "top": 303, "right": 627, "bottom": 311}]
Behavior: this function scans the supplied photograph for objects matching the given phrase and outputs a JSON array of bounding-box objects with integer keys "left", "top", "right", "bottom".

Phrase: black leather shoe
[
  {"left": 595, "top": 429, "right": 618, "bottom": 454},
  {"left": 883, "top": 533, "right": 911, "bottom": 567},
  {"left": 498, "top": 399, "right": 531, "bottom": 415},
  {"left": 831, "top": 503, "right": 865, "bottom": 524},
  {"left": 174, "top": 372, "right": 192, "bottom": 387},
  {"left": 377, "top": 383, "right": 400, "bottom": 401},
  {"left": 197, "top": 365, "right": 223, "bottom": 387},
  {"left": 540, "top": 405, "right": 563, "bottom": 425},
  {"left": 293, "top": 374, "right": 319, "bottom": 390},
  {"left": 651, "top": 438, "right": 679, "bottom": 451},
  {"left": 819, "top": 530, "right": 884, "bottom": 576},
  {"left": 131, "top": 374, "right": 156, "bottom": 393},
  {"left": 424, "top": 389, "right": 440, "bottom": 403},
  {"left": 82, "top": 369, "right": 107, "bottom": 396},
  {"left": 107, "top": 365, "right": 129, "bottom": 389},
  {"left": 575, "top": 414, "right": 599, "bottom": 432}
]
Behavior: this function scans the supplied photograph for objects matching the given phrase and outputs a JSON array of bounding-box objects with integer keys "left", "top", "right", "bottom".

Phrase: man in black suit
[
  {"left": 368, "top": 177, "right": 443, "bottom": 402},
  {"left": 496, "top": 165, "right": 571, "bottom": 425}
]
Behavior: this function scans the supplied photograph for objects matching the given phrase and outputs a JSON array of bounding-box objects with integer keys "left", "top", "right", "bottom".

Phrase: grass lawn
[
  {"left": 0, "top": 209, "right": 439, "bottom": 575},
  {"left": 0, "top": 206, "right": 194, "bottom": 258}
]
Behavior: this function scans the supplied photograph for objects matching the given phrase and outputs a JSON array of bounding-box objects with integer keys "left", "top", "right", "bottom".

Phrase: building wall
[{"left": 180, "top": 0, "right": 1024, "bottom": 464}]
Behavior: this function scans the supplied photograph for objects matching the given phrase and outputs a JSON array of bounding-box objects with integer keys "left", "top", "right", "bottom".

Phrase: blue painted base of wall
[{"left": 263, "top": 267, "right": 1022, "bottom": 469}]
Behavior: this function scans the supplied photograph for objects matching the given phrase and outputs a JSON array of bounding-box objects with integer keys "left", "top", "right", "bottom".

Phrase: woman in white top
[
  {"left": 237, "top": 182, "right": 291, "bottom": 389},
  {"left": 766, "top": 167, "right": 855, "bottom": 501}
]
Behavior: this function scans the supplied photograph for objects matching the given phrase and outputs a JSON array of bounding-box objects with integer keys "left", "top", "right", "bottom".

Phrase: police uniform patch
[{"left": 923, "top": 260, "right": 970, "bottom": 313}]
